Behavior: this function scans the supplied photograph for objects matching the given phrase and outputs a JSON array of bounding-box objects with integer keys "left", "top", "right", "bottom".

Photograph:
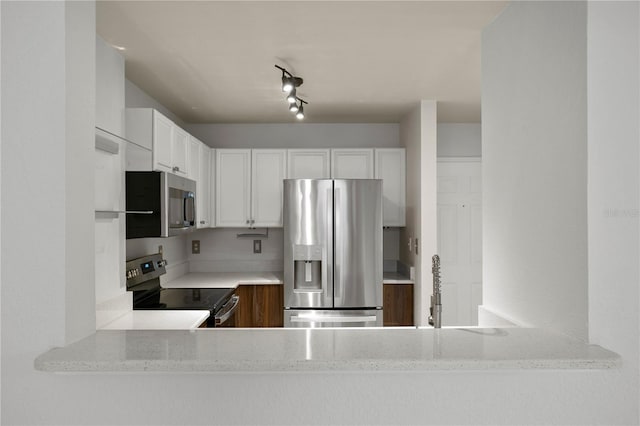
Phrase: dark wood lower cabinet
[
  {"left": 383, "top": 284, "right": 414, "bottom": 326},
  {"left": 231, "top": 284, "right": 284, "bottom": 328}
]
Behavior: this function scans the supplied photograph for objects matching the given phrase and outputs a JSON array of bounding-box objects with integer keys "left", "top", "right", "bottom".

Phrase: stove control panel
[{"left": 125, "top": 253, "right": 167, "bottom": 289}]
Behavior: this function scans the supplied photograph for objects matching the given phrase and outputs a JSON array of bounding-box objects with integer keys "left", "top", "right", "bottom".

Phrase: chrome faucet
[{"left": 428, "top": 254, "right": 442, "bottom": 328}]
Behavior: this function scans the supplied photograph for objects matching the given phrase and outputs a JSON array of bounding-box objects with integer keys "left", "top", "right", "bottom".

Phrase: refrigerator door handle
[
  {"left": 333, "top": 186, "right": 341, "bottom": 299},
  {"left": 290, "top": 314, "right": 378, "bottom": 324},
  {"left": 325, "top": 187, "right": 333, "bottom": 304}
]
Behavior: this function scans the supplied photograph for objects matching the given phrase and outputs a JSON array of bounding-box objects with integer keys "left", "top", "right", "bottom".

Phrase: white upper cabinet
[
  {"left": 216, "top": 149, "right": 287, "bottom": 227},
  {"left": 287, "top": 149, "right": 330, "bottom": 178},
  {"left": 251, "top": 149, "right": 287, "bottom": 227},
  {"left": 125, "top": 108, "right": 189, "bottom": 176},
  {"left": 216, "top": 149, "right": 251, "bottom": 227},
  {"left": 375, "top": 148, "right": 406, "bottom": 227},
  {"left": 331, "top": 149, "right": 374, "bottom": 178}
]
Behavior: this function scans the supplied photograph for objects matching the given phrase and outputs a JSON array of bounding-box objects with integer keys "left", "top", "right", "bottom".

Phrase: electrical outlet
[
  {"left": 408, "top": 237, "right": 413, "bottom": 253},
  {"left": 191, "top": 240, "right": 200, "bottom": 254},
  {"left": 253, "top": 239, "right": 262, "bottom": 254},
  {"left": 414, "top": 238, "right": 419, "bottom": 255}
]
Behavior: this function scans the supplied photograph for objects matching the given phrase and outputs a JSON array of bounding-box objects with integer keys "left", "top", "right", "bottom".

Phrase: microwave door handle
[{"left": 184, "top": 194, "right": 195, "bottom": 223}]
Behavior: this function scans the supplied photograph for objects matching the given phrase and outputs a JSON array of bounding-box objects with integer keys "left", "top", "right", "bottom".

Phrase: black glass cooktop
[{"left": 134, "top": 287, "right": 235, "bottom": 312}]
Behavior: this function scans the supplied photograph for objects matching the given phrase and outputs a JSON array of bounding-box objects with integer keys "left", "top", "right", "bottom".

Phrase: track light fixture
[{"left": 275, "top": 64, "right": 308, "bottom": 120}]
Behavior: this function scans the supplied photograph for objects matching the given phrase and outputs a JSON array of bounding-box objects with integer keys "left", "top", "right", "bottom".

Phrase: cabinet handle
[
  {"left": 173, "top": 166, "right": 180, "bottom": 172},
  {"left": 246, "top": 219, "right": 250, "bottom": 224},
  {"left": 200, "top": 220, "right": 205, "bottom": 225}
]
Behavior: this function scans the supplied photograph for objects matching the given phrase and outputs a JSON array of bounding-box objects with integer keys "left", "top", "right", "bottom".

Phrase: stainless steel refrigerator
[{"left": 283, "top": 179, "right": 383, "bottom": 327}]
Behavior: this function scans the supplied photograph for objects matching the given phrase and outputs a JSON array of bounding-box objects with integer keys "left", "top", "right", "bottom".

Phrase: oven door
[{"left": 211, "top": 295, "right": 240, "bottom": 327}]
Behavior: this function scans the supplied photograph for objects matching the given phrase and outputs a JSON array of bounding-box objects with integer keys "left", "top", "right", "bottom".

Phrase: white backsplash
[
  {"left": 188, "top": 228, "right": 283, "bottom": 272},
  {"left": 187, "top": 227, "right": 401, "bottom": 273}
]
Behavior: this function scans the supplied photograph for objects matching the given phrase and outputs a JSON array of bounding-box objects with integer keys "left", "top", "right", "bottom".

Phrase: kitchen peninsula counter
[{"left": 35, "top": 327, "right": 620, "bottom": 373}]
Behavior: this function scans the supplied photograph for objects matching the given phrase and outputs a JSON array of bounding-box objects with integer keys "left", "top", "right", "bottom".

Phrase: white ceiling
[{"left": 97, "top": 1, "right": 507, "bottom": 124}]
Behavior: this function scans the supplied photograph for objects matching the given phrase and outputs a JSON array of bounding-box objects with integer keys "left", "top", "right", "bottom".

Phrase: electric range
[{"left": 125, "top": 253, "right": 239, "bottom": 327}]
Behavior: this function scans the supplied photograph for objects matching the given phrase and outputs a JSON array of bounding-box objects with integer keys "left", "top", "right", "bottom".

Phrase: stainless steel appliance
[
  {"left": 125, "top": 171, "right": 196, "bottom": 239},
  {"left": 283, "top": 179, "right": 383, "bottom": 327},
  {"left": 126, "top": 253, "right": 239, "bottom": 327}
]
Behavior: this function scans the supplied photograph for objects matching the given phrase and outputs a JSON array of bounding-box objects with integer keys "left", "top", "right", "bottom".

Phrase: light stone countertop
[
  {"left": 163, "top": 271, "right": 284, "bottom": 289},
  {"left": 162, "top": 271, "right": 411, "bottom": 288},
  {"left": 99, "top": 310, "right": 210, "bottom": 330},
  {"left": 382, "top": 271, "right": 414, "bottom": 284},
  {"left": 35, "top": 327, "right": 619, "bottom": 373}
]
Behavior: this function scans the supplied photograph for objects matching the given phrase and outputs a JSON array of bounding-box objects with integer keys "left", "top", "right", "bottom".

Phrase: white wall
[
  {"left": 96, "top": 36, "right": 124, "bottom": 136},
  {"left": 186, "top": 123, "right": 399, "bottom": 148},
  {"left": 482, "top": 1, "right": 589, "bottom": 339},
  {"left": 587, "top": 0, "right": 639, "bottom": 408},
  {"left": 437, "top": 123, "right": 481, "bottom": 157},
  {"left": 125, "top": 79, "right": 185, "bottom": 127},
  {"left": 2, "top": 2, "right": 639, "bottom": 425},
  {"left": 399, "top": 100, "right": 437, "bottom": 326}
]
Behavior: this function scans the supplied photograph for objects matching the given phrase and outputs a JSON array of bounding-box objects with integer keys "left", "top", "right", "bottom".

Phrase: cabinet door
[
  {"left": 287, "top": 149, "right": 330, "bottom": 179},
  {"left": 197, "top": 143, "right": 211, "bottom": 228},
  {"left": 172, "top": 126, "right": 189, "bottom": 176},
  {"left": 152, "top": 112, "right": 173, "bottom": 172},
  {"left": 331, "top": 149, "right": 374, "bottom": 178},
  {"left": 188, "top": 137, "right": 200, "bottom": 181},
  {"left": 252, "top": 149, "right": 287, "bottom": 227},
  {"left": 209, "top": 149, "right": 216, "bottom": 227},
  {"left": 383, "top": 284, "right": 414, "bottom": 326},
  {"left": 233, "top": 285, "right": 284, "bottom": 327},
  {"left": 375, "top": 148, "right": 406, "bottom": 227},
  {"left": 216, "top": 149, "right": 251, "bottom": 227}
]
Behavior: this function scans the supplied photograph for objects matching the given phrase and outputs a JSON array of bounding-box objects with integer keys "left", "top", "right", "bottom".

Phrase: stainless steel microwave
[{"left": 125, "top": 171, "right": 196, "bottom": 239}]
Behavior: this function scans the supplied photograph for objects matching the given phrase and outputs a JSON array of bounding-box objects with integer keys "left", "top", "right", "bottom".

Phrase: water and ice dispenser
[{"left": 292, "top": 244, "right": 323, "bottom": 292}]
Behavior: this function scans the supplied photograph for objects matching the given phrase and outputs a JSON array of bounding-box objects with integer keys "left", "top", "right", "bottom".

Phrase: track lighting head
[
  {"left": 296, "top": 104, "right": 305, "bottom": 120},
  {"left": 289, "top": 101, "right": 299, "bottom": 113},
  {"left": 282, "top": 76, "right": 294, "bottom": 93},
  {"left": 286, "top": 88, "right": 297, "bottom": 103}
]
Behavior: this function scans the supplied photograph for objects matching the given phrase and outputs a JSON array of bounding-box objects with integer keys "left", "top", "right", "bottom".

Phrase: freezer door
[
  {"left": 284, "top": 309, "right": 383, "bottom": 328},
  {"left": 283, "top": 179, "right": 334, "bottom": 308},
  {"left": 333, "top": 179, "right": 383, "bottom": 308}
]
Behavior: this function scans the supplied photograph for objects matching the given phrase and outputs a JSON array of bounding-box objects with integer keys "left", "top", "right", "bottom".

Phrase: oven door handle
[{"left": 215, "top": 295, "right": 240, "bottom": 326}]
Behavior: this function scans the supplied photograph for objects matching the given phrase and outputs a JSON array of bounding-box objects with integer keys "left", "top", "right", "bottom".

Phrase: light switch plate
[
  {"left": 191, "top": 240, "right": 200, "bottom": 254},
  {"left": 253, "top": 239, "right": 262, "bottom": 254}
]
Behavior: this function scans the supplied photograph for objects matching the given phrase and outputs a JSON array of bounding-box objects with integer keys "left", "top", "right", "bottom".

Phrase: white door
[
  {"left": 216, "top": 149, "right": 251, "bottom": 227},
  {"left": 287, "top": 149, "right": 330, "bottom": 178},
  {"left": 437, "top": 158, "right": 482, "bottom": 326},
  {"left": 251, "top": 149, "right": 287, "bottom": 227},
  {"left": 331, "top": 149, "right": 374, "bottom": 178},
  {"left": 374, "top": 148, "right": 406, "bottom": 227}
]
